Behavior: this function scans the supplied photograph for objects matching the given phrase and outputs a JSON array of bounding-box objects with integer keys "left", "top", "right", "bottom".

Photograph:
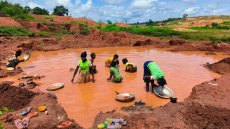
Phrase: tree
[
  {"left": 0, "top": 1, "right": 32, "bottom": 20},
  {"left": 146, "top": 19, "right": 153, "bottom": 26},
  {"left": 32, "top": 7, "right": 49, "bottom": 15},
  {"left": 107, "top": 20, "right": 112, "bottom": 24},
  {"left": 24, "top": 6, "right": 31, "bottom": 13},
  {"left": 183, "top": 14, "right": 188, "bottom": 18},
  {"left": 53, "top": 5, "right": 68, "bottom": 16}
]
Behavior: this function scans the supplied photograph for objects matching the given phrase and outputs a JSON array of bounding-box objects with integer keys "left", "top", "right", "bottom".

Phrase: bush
[
  {"left": 60, "top": 29, "right": 68, "bottom": 34},
  {"left": 223, "top": 21, "right": 230, "bottom": 25},
  {"left": 0, "top": 1, "right": 33, "bottom": 20},
  {"left": 32, "top": 7, "right": 49, "bottom": 15},
  {"left": 36, "top": 31, "right": 52, "bottom": 37},
  {"left": 0, "top": 27, "right": 32, "bottom": 36},
  {"left": 48, "top": 26, "right": 56, "bottom": 31},
  {"left": 80, "top": 29, "right": 90, "bottom": 35}
]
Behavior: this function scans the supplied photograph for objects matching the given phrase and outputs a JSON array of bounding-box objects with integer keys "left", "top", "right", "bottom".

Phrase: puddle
[{"left": 1, "top": 47, "right": 224, "bottom": 128}]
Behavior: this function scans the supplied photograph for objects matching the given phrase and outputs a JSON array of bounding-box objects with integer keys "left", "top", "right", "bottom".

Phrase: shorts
[
  {"left": 90, "top": 65, "right": 97, "bottom": 74},
  {"left": 112, "top": 75, "right": 123, "bottom": 83},
  {"left": 143, "top": 61, "right": 153, "bottom": 78},
  {"left": 77, "top": 72, "right": 90, "bottom": 83}
]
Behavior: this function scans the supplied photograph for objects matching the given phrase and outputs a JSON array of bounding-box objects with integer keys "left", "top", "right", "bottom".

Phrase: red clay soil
[
  {"left": 92, "top": 59, "right": 230, "bottom": 128},
  {"left": 0, "top": 81, "right": 36, "bottom": 110},
  {"left": 0, "top": 68, "right": 23, "bottom": 78},
  {"left": 73, "top": 18, "right": 101, "bottom": 27},
  {"left": 0, "top": 17, "right": 22, "bottom": 27},
  {"left": 0, "top": 82, "right": 83, "bottom": 129},
  {"left": 170, "top": 40, "right": 230, "bottom": 53},
  {"left": 53, "top": 16, "right": 102, "bottom": 27},
  {"left": 205, "top": 57, "right": 230, "bottom": 75},
  {"left": 30, "top": 14, "right": 103, "bottom": 27}
]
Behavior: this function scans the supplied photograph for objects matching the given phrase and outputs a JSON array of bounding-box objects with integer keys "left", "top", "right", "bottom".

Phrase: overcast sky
[{"left": 4, "top": 0, "right": 230, "bottom": 23}]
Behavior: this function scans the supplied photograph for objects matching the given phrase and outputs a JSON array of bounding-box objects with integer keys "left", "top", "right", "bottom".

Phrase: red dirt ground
[
  {"left": 92, "top": 59, "right": 230, "bottom": 128},
  {"left": 0, "top": 17, "right": 22, "bottom": 27},
  {"left": 0, "top": 82, "right": 83, "bottom": 129}
]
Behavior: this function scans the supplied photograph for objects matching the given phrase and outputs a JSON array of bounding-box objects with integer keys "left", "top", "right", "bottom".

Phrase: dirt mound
[
  {"left": 169, "top": 39, "right": 186, "bottom": 46},
  {"left": 30, "top": 14, "right": 47, "bottom": 22},
  {"left": 183, "top": 102, "right": 230, "bottom": 129},
  {"left": 0, "top": 82, "right": 36, "bottom": 110},
  {"left": 205, "top": 57, "right": 230, "bottom": 75},
  {"left": 74, "top": 18, "right": 99, "bottom": 27},
  {"left": 0, "top": 68, "right": 23, "bottom": 78},
  {"left": 53, "top": 16, "right": 100, "bottom": 27},
  {"left": 133, "top": 39, "right": 153, "bottom": 46},
  {"left": 171, "top": 42, "right": 230, "bottom": 53},
  {"left": 54, "top": 16, "right": 73, "bottom": 23},
  {"left": 0, "top": 17, "right": 22, "bottom": 27},
  {"left": 0, "top": 82, "right": 83, "bottom": 129}
]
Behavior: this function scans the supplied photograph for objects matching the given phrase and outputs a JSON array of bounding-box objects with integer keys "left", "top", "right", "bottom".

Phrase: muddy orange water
[{"left": 1, "top": 47, "right": 224, "bottom": 128}]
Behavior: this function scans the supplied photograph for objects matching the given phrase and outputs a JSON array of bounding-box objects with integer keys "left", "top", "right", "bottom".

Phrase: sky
[{"left": 3, "top": 0, "right": 230, "bottom": 23}]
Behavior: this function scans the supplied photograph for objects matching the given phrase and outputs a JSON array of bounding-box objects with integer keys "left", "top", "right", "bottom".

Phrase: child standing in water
[
  {"left": 90, "top": 53, "right": 97, "bottom": 74},
  {"left": 107, "top": 61, "right": 123, "bottom": 83},
  {"left": 122, "top": 58, "right": 137, "bottom": 72},
  {"left": 71, "top": 51, "right": 95, "bottom": 83}
]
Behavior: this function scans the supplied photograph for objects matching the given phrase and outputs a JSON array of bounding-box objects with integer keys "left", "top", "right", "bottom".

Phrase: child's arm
[{"left": 71, "top": 66, "right": 79, "bottom": 83}]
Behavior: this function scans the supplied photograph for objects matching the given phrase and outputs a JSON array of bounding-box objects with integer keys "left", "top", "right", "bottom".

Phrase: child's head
[
  {"left": 122, "top": 58, "right": 128, "bottom": 64},
  {"left": 81, "top": 51, "right": 87, "bottom": 62},
  {"left": 90, "top": 53, "right": 96, "bottom": 59},
  {"left": 15, "top": 49, "right": 22, "bottom": 57},
  {"left": 110, "top": 61, "right": 117, "bottom": 67},
  {"left": 113, "top": 54, "right": 119, "bottom": 60}
]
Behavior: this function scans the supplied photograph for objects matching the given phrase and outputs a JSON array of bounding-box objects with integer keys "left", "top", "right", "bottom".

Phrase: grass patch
[
  {"left": 0, "top": 107, "right": 14, "bottom": 115},
  {"left": 100, "top": 24, "right": 230, "bottom": 43},
  {"left": 69, "top": 21, "right": 90, "bottom": 28},
  {"left": 48, "top": 25, "right": 56, "bottom": 31},
  {"left": 60, "top": 29, "right": 68, "bottom": 34},
  {"left": 39, "top": 15, "right": 57, "bottom": 19},
  {"left": 192, "top": 24, "right": 230, "bottom": 30},
  {"left": 101, "top": 24, "right": 180, "bottom": 38},
  {"left": 80, "top": 29, "right": 90, "bottom": 35},
  {"left": 0, "top": 26, "right": 33, "bottom": 36},
  {"left": 178, "top": 31, "right": 230, "bottom": 43},
  {"left": 0, "top": 122, "right": 4, "bottom": 129},
  {"left": 223, "top": 21, "right": 230, "bottom": 25},
  {"left": 35, "top": 31, "right": 54, "bottom": 37}
]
